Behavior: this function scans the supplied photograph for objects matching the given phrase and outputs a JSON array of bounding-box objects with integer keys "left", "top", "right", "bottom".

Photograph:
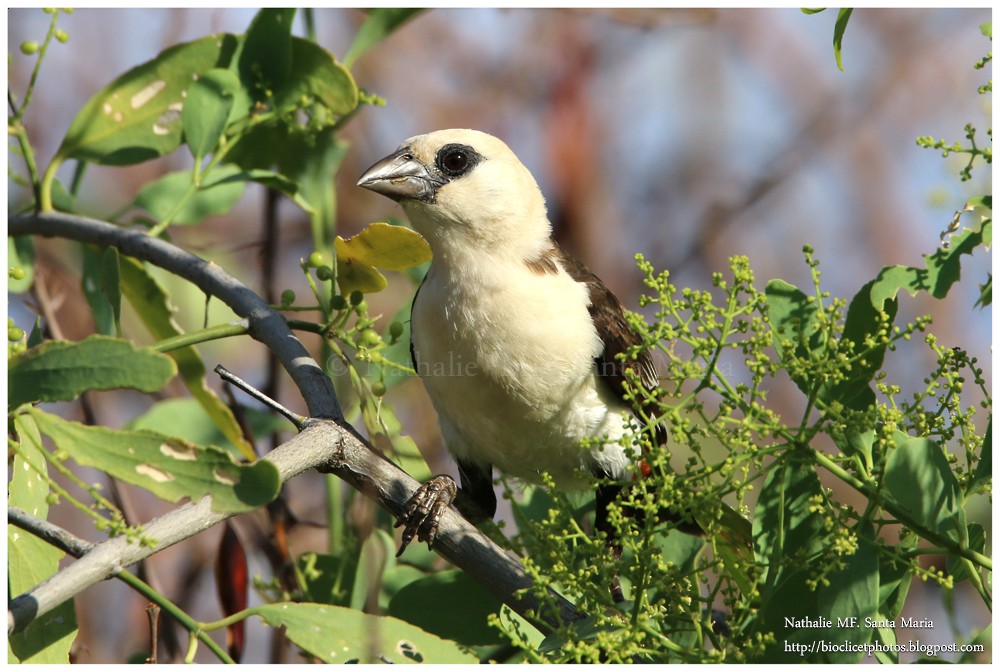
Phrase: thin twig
[
  {"left": 215, "top": 364, "right": 306, "bottom": 430},
  {"left": 146, "top": 603, "right": 160, "bottom": 664}
]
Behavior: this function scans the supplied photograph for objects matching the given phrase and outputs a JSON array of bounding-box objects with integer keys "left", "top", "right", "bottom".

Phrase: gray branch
[{"left": 7, "top": 212, "right": 579, "bottom": 637}]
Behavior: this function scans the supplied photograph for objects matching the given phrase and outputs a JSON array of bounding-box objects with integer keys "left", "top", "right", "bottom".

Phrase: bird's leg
[
  {"left": 395, "top": 475, "right": 458, "bottom": 557},
  {"left": 395, "top": 459, "right": 497, "bottom": 557}
]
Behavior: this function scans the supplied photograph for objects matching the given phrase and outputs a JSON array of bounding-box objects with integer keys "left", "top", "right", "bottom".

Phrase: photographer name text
[{"left": 785, "top": 616, "right": 934, "bottom": 629}]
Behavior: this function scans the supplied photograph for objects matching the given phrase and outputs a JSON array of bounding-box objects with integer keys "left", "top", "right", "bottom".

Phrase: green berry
[
  {"left": 389, "top": 321, "right": 404, "bottom": 340},
  {"left": 8, "top": 326, "right": 24, "bottom": 342},
  {"left": 54, "top": 29, "right": 69, "bottom": 44},
  {"left": 306, "top": 251, "right": 324, "bottom": 268},
  {"left": 371, "top": 381, "right": 387, "bottom": 397},
  {"left": 349, "top": 290, "right": 364, "bottom": 306},
  {"left": 360, "top": 328, "right": 381, "bottom": 347},
  {"left": 42, "top": 8, "right": 56, "bottom": 14},
  {"left": 280, "top": 289, "right": 295, "bottom": 306},
  {"left": 354, "top": 300, "right": 368, "bottom": 315},
  {"left": 330, "top": 294, "right": 348, "bottom": 311},
  {"left": 9, "top": 267, "right": 26, "bottom": 280},
  {"left": 316, "top": 265, "right": 333, "bottom": 281},
  {"left": 20, "top": 41, "right": 40, "bottom": 55}
]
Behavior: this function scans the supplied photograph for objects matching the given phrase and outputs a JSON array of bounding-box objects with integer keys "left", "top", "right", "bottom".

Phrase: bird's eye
[
  {"left": 442, "top": 150, "right": 468, "bottom": 172},
  {"left": 436, "top": 143, "right": 480, "bottom": 177}
]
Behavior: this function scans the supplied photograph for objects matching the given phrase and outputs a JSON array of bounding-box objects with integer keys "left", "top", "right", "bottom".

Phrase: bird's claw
[{"left": 395, "top": 475, "right": 458, "bottom": 557}]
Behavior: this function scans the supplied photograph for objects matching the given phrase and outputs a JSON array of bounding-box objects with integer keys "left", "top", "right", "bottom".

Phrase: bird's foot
[{"left": 394, "top": 475, "right": 458, "bottom": 557}]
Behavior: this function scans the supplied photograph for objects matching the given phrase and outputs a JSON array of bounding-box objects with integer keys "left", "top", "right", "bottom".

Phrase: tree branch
[
  {"left": 8, "top": 212, "right": 580, "bottom": 637},
  {"left": 10, "top": 211, "right": 341, "bottom": 420}
]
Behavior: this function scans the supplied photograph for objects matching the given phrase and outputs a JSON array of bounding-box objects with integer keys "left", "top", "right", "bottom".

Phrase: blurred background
[{"left": 8, "top": 7, "right": 992, "bottom": 663}]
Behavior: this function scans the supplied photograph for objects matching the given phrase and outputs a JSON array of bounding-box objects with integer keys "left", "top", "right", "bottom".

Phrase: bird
[{"left": 356, "top": 129, "right": 669, "bottom": 589}]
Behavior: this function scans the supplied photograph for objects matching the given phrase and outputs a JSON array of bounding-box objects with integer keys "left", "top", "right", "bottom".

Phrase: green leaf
[
  {"left": 204, "top": 168, "right": 315, "bottom": 215},
  {"left": 751, "top": 452, "right": 826, "bottom": 662},
  {"left": 238, "top": 9, "right": 296, "bottom": 99},
  {"left": 877, "top": 531, "right": 918, "bottom": 622},
  {"left": 183, "top": 67, "right": 239, "bottom": 161},
  {"left": 347, "top": 350, "right": 431, "bottom": 482},
  {"left": 8, "top": 415, "right": 78, "bottom": 663},
  {"left": 252, "top": 602, "right": 478, "bottom": 663},
  {"left": 975, "top": 272, "right": 991, "bottom": 308},
  {"left": 833, "top": 8, "right": 853, "bottom": 72},
  {"left": 8, "top": 236, "right": 35, "bottom": 293},
  {"left": 30, "top": 408, "right": 280, "bottom": 513},
  {"left": 81, "top": 245, "right": 115, "bottom": 335},
  {"left": 119, "top": 256, "right": 256, "bottom": 461},
  {"left": 764, "top": 279, "right": 823, "bottom": 395},
  {"left": 969, "top": 419, "right": 991, "bottom": 495},
  {"left": 8, "top": 335, "right": 176, "bottom": 410},
  {"left": 100, "top": 246, "right": 122, "bottom": 336},
  {"left": 350, "top": 529, "right": 396, "bottom": 611},
  {"left": 870, "top": 219, "right": 992, "bottom": 309},
  {"left": 817, "top": 522, "right": 878, "bottom": 663},
  {"left": 128, "top": 398, "right": 294, "bottom": 460},
  {"left": 295, "top": 551, "right": 359, "bottom": 608},
  {"left": 753, "top": 451, "right": 825, "bottom": 568},
  {"left": 133, "top": 164, "right": 246, "bottom": 225},
  {"left": 55, "top": 35, "right": 238, "bottom": 165},
  {"left": 884, "top": 434, "right": 966, "bottom": 544},
  {"left": 823, "top": 279, "right": 897, "bottom": 410},
  {"left": 343, "top": 9, "right": 424, "bottom": 67},
  {"left": 947, "top": 523, "right": 986, "bottom": 583},
  {"left": 389, "top": 569, "right": 505, "bottom": 647},
  {"left": 26, "top": 315, "right": 44, "bottom": 349},
  {"left": 291, "top": 132, "right": 348, "bottom": 250},
  {"left": 800, "top": 8, "right": 827, "bottom": 15},
  {"left": 274, "top": 38, "right": 359, "bottom": 117}
]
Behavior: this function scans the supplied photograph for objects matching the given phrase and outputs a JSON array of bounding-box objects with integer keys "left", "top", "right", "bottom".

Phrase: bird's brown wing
[{"left": 545, "top": 245, "right": 667, "bottom": 449}]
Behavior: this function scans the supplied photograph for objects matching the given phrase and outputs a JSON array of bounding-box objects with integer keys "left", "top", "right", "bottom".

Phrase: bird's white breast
[{"left": 411, "top": 251, "right": 634, "bottom": 488}]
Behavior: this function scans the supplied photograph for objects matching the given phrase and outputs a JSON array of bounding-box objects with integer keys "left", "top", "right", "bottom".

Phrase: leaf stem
[{"left": 151, "top": 322, "right": 249, "bottom": 353}]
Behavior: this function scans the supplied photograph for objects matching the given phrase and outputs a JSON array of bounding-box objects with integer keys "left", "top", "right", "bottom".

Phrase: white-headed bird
[{"left": 357, "top": 130, "right": 666, "bottom": 579}]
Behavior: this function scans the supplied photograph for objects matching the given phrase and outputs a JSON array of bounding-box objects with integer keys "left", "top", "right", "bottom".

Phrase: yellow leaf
[
  {"left": 334, "top": 222, "right": 432, "bottom": 271},
  {"left": 337, "top": 258, "right": 388, "bottom": 296}
]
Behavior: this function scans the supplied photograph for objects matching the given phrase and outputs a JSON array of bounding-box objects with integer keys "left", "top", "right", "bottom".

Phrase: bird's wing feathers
[{"left": 551, "top": 246, "right": 667, "bottom": 446}]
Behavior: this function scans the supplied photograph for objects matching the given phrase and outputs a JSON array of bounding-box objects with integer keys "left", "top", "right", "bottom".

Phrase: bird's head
[{"left": 357, "top": 129, "right": 551, "bottom": 258}]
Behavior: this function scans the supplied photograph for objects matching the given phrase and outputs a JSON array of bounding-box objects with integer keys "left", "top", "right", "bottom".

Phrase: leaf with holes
[
  {"left": 29, "top": 408, "right": 279, "bottom": 513},
  {"left": 870, "top": 219, "right": 992, "bottom": 310},
  {"left": 253, "top": 602, "right": 477, "bottom": 663},
  {"left": 119, "top": 257, "right": 255, "bottom": 460},
  {"left": 8, "top": 335, "right": 176, "bottom": 410},
  {"left": 55, "top": 34, "right": 238, "bottom": 166},
  {"left": 8, "top": 414, "right": 78, "bottom": 663}
]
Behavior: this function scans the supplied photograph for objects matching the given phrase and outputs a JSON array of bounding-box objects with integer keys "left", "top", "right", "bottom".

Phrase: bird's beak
[{"left": 357, "top": 148, "right": 445, "bottom": 203}]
